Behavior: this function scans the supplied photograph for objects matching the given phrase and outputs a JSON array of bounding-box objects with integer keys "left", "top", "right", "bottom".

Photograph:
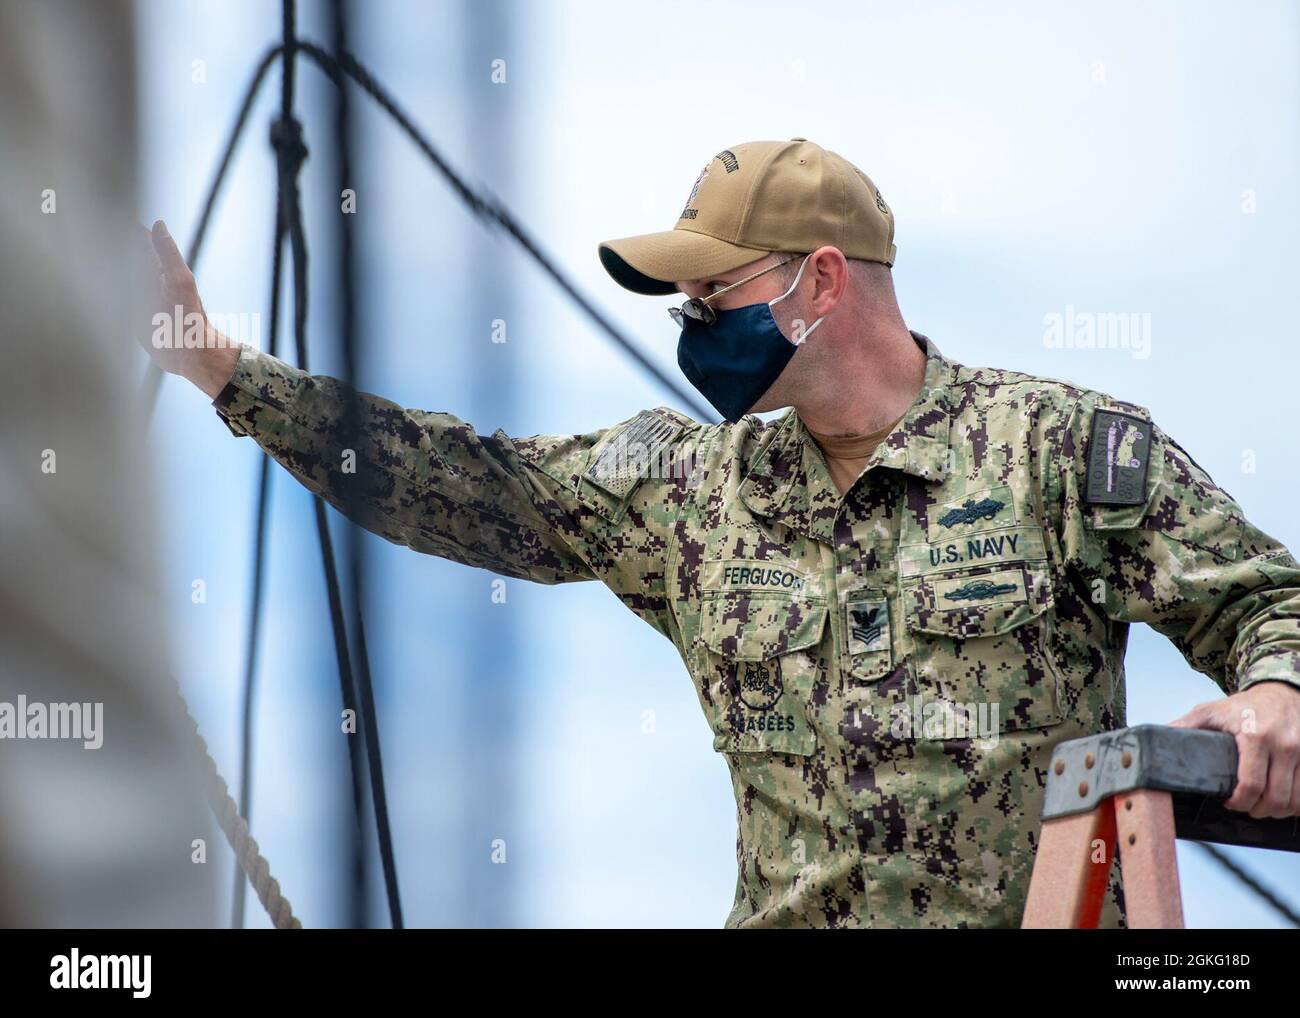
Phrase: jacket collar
[{"left": 738, "top": 331, "right": 953, "bottom": 541}]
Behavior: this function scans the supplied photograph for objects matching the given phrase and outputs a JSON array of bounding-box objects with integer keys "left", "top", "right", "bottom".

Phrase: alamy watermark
[
  {"left": 587, "top": 432, "right": 706, "bottom": 487},
  {"left": 0, "top": 695, "right": 103, "bottom": 749},
  {"left": 50, "top": 949, "right": 150, "bottom": 998},
  {"left": 890, "top": 695, "right": 999, "bottom": 748},
  {"left": 151, "top": 306, "right": 260, "bottom": 350},
  {"left": 1042, "top": 305, "right": 1151, "bottom": 360}
]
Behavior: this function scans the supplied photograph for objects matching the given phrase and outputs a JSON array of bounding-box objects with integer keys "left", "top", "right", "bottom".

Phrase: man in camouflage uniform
[{"left": 144, "top": 138, "right": 1300, "bottom": 928}]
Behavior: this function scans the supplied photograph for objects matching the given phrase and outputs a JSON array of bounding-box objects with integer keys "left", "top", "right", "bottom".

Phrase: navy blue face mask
[{"left": 675, "top": 254, "right": 825, "bottom": 423}]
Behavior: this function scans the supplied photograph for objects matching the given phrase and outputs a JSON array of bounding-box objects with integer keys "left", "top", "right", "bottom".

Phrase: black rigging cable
[
  {"left": 272, "top": 0, "right": 385, "bottom": 928},
  {"left": 230, "top": 207, "right": 283, "bottom": 930},
  {"left": 329, "top": 0, "right": 403, "bottom": 929},
  {"left": 1192, "top": 842, "right": 1300, "bottom": 928},
  {"left": 144, "top": 24, "right": 711, "bottom": 928},
  {"left": 145, "top": 17, "right": 1300, "bottom": 932},
  {"left": 157, "top": 8, "right": 1299, "bottom": 935},
  {"left": 291, "top": 41, "right": 717, "bottom": 423}
]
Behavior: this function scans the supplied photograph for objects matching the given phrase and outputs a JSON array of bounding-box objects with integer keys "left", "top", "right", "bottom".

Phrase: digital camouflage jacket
[{"left": 212, "top": 331, "right": 1300, "bottom": 928}]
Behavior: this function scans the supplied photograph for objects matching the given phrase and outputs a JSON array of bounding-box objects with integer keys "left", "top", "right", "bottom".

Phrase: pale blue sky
[{"left": 137, "top": 0, "right": 1299, "bottom": 927}]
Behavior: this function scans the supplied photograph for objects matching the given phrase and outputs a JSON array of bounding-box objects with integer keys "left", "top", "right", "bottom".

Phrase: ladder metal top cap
[{"left": 1042, "top": 725, "right": 1236, "bottom": 821}]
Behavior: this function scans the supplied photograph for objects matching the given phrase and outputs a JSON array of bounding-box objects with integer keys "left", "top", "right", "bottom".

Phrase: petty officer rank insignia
[
  {"left": 1085, "top": 409, "right": 1152, "bottom": 506},
  {"left": 847, "top": 598, "right": 889, "bottom": 656}
]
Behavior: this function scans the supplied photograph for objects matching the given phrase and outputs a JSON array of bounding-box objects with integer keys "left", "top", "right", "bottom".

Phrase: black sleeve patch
[{"left": 1085, "top": 409, "right": 1152, "bottom": 506}]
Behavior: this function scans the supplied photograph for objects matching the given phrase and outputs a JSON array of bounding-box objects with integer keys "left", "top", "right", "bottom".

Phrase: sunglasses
[{"left": 668, "top": 255, "right": 799, "bottom": 327}]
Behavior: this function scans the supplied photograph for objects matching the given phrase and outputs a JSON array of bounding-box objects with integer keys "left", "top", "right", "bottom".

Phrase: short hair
[
  {"left": 766, "top": 251, "right": 807, "bottom": 289},
  {"left": 768, "top": 251, "right": 890, "bottom": 294}
]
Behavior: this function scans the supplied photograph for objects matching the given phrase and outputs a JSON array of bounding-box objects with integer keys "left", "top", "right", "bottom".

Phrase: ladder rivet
[
  {"left": 1121, "top": 751, "right": 1133, "bottom": 768},
  {"left": 1125, "top": 799, "right": 1133, "bottom": 811},
  {"left": 1084, "top": 752, "right": 1095, "bottom": 769},
  {"left": 1078, "top": 780, "right": 1089, "bottom": 797},
  {"left": 1054, "top": 759, "right": 1065, "bottom": 775},
  {"left": 1128, "top": 833, "right": 1137, "bottom": 846}
]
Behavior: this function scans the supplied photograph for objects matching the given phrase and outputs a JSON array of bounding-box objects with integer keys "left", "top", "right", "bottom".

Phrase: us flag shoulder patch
[{"left": 584, "top": 410, "right": 684, "bottom": 499}]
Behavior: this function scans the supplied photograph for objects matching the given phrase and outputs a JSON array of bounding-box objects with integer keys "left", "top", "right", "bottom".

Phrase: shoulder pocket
[
  {"left": 696, "top": 590, "right": 827, "bottom": 756},
  {"left": 900, "top": 551, "right": 1063, "bottom": 739}
]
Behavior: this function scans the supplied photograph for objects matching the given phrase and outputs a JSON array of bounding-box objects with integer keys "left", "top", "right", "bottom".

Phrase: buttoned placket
[{"left": 732, "top": 335, "right": 956, "bottom": 903}]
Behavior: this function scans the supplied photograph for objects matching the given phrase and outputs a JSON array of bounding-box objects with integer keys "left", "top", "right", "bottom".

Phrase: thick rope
[
  {"left": 139, "top": 19, "right": 1300, "bottom": 934},
  {"left": 173, "top": 679, "right": 302, "bottom": 929}
]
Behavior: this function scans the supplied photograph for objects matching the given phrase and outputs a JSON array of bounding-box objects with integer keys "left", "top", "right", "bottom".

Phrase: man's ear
[{"left": 808, "top": 246, "right": 849, "bottom": 315}]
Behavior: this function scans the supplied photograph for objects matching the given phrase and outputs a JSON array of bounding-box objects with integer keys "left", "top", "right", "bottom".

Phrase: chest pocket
[
  {"left": 899, "top": 537, "right": 1064, "bottom": 741},
  {"left": 695, "top": 590, "right": 827, "bottom": 756}
]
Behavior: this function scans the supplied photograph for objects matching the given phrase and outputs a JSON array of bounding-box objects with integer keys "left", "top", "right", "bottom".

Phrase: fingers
[
  {"left": 139, "top": 222, "right": 160, "bottom": 262},
  {"left": 1257, "top": 755, "right": 1297, "bottom": 819},
  {"left": 150, "top": 219, "right": 190, "bottom": 286},
  {"left": 1259, "top": 726, "right": 1300, "bottom": 818},
  {"left": 1175, "top": 707, "right": 1211, "bottom": 728},
  {"left": 1174, "top": 699, "right": 1268, "bottom": 814},
  {"left": 1171, "top": 687, "right": 1300, "bottom": 817},
  {"left": 132, "top": 223, "right": 163, "bottom": 282},
  {"left": 1167, "top": 700, "right": 1218, "bottom": 729},
  {"left": 1225, "top": 731, "right": 1268, "bottom": 814}
]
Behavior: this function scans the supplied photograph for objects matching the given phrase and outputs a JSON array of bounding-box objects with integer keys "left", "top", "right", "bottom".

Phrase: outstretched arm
[{"left": 140, "top": 220, "right": 704, "bottom": 637}]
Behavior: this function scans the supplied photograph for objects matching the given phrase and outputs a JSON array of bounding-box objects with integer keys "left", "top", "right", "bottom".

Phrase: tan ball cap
[{"left": 598, "top": 138, "right": 897, "bottom": 296}]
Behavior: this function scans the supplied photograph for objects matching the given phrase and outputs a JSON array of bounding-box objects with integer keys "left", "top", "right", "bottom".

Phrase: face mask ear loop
[
  {"left": 791, "top": 317, "right": 823, "bottom": 346},
  {"left": 768, "top": 253, "right": 813, "bottom": 308},
  {"left": 769, "top": 253, "right": 824, "bottom": 345}
]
